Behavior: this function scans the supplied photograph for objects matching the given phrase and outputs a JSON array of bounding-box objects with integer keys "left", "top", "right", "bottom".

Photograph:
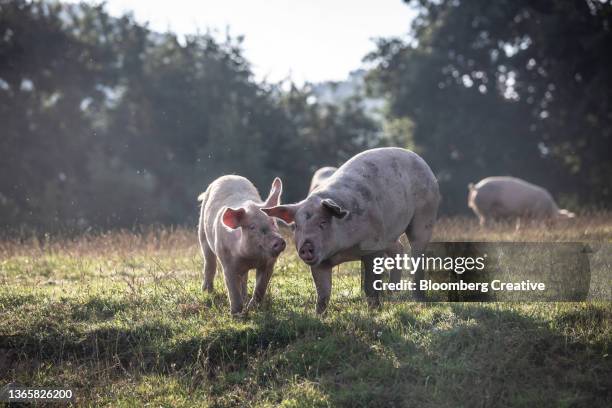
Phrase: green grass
[{"left": 0, "top": 217, "right": 611, "bottom": 407}]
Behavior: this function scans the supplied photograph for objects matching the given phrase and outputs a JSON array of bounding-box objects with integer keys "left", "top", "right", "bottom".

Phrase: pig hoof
[{"left": 366, "top": 296, "right": 381, "bottom": 309}]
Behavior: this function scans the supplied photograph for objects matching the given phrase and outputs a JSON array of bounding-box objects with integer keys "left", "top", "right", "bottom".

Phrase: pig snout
[
  {"left": 270, "top": 236, "right": 286, "bottom": 257},
  {"left": 298, "top": 240, "right": 317, "bottom": 264}
]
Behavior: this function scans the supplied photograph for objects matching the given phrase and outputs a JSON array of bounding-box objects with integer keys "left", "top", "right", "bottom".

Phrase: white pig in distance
[
  {"left": 309, "top": 166, "right": 337, "bottom": 193},
  {"left": 468, "top": 176, "right": 575, "bottom": 228}
]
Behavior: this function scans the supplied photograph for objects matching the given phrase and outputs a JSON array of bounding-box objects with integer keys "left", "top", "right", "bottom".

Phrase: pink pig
[
  {"left": 198, "top": 176, "right": 286, "bottom": 315},
  {"left": 309, "top": 166, "right": 337, "bottom": 193},
  {"left": 468, "top": 176, "right": 575, "bottom": 227},
  {"left": 263, "top": 148, "right": 440, "bottom": 313}
]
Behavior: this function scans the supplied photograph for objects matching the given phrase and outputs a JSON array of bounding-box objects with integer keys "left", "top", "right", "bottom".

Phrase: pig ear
[
  {"left": 322, "top": 198, "right": 349, "bottom": 219},
  {"left": 263, "top": 177, "right": 283, "bottom": 207},
  {"left": 222, "top": 207, "right": 246, "bottom": 229},
  {"left": 262, "top": 204, "right": 296, "bottom": 225}
]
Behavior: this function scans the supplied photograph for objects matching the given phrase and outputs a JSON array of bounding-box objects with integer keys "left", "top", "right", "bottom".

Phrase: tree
[
  {"left": 368, "top": 0, "right": 612, "bottom": 213},
  {"left": 0, "top": 0, "right": 117, "bottom": 230},
  {"left": 0, "top": 0, "right": 386, "bottom": 232}
]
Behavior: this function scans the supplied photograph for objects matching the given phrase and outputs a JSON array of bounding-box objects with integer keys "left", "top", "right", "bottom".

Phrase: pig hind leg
[
  {"left": 406, "top": 205, "right": 437, "bottom": 300},
  {"left": 199, "top": 225, "right": 217, "bottom": 292},
  {"left": 385, "top": 240, "right": 405, "bottom": 284},
  {"left": 407, "top": 206, "right": 437, "bottom": 257},
  {"left": 471, "top": 206, "right": 487, "bottom": 227}
]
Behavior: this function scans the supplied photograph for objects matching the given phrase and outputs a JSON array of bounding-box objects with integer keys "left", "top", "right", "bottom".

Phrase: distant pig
[
  {"left": 309, "top": 166, "right": 337, "bottom": 193},
  {"left": 263, "top": 147, "right": 440, "bottom": 313},
  {"left": 468, "top": 176, "right": 575, "bottom": 227},
  {"left": 198, "top": 176, "right": 286, "bottom": 315}
]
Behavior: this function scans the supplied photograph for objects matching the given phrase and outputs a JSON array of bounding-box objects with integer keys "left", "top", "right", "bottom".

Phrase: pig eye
[
  {"left": 319, "top": 220, "right": 328, "bottom": 230},
  {"left": 248, "top": 224, "right": 256, "bottom": 231}
]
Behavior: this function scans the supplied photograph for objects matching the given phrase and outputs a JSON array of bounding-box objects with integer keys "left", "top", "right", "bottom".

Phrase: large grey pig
[
  {"left": 468, "top": 176, "right": 575, "bottom": 226},
  {"left": 310, "top": 165, "right": 405, "bottom": 282},
  {"left": 198, "top": 176, "right": 287, "bottom": 315},
  {"left": 263, "top": 147, "right": 440, "bottom": 313},
  {"left": 309, "top": 166, "right": 337, "bottom": 193}
]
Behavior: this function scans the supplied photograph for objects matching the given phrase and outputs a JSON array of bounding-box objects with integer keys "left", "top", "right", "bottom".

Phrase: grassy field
[{"left": 1, "top": 216, "right": 611, "bottom": 407}]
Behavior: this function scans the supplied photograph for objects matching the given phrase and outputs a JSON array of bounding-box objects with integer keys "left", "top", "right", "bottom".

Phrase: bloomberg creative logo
[
  {"left": 370, "top": 252, "right": 546, "bottom": 294},
  {"left": 365, "top": 242, "right": 599, "bottom": 301}
]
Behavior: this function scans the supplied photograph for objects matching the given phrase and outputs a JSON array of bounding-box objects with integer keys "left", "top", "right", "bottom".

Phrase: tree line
[
  {"left": 0, "top": 0, "right": 385, "bottom": 232},
  {"left": 367, "top": 0, "right": 611, "bottom": 214},
  {"left": 1, "top": 0, "right": 610, "bottom": 233}
]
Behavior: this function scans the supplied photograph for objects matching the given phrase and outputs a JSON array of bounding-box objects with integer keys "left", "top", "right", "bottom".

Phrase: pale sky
[{"left": 75, "top": 0, "right": 415, "bottom": 84}]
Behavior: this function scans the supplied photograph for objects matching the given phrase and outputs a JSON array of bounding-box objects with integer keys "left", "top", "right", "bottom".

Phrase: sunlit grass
[{"left": 1, "top": 215, "right": 611, "bottom": 406}]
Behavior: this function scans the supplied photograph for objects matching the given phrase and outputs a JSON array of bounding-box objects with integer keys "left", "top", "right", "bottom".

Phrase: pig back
[{"left": 316, "top": 148, "right": 439, "bottom": 246}]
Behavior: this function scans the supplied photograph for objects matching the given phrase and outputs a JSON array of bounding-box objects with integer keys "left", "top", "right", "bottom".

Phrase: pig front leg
[
  {"left": 239, "top": 272, "right": 249, "bottom": 305},
  {"left": 221, "top": 262, "right": 249, "bottom": 315},
  {"left": 361, "top": 253, "right": 383, "bottom": 309},
  {"left": 310, "top": 265, "right": 332, "bottom": 314},
  {"left": 246, "top": 262, "right": 274, "bottom": 310}
]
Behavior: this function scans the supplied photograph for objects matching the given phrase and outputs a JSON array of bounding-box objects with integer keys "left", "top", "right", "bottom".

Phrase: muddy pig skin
[
  {"left": 263, "top": 147, "right": 440, "bottom": 313},
  {"left": 198, "top": 176, "right": 286, "bottom": 315}
]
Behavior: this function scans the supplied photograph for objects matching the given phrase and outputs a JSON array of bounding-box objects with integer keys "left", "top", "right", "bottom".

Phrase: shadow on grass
[
  {"left": 402, "top": 303, "right": 611, "bottom": 407},
  {"left": 0, "top": 308, "right": 328, "bottom": 377},
  {"left": 0, "top": 302, "right": 610, "bottom": 407},
  {"left": 70, "top": 297, "right": 132, "bottom": 321},
  {"left": 253, "top": 303, "right": 611, "bottom": 407}
]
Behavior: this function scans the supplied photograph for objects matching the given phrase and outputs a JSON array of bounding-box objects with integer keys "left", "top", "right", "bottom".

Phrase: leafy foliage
[
  {"left": 368, "top": 0, "right": 612, "bottom": 213},
  {"left": 0, "top": 0, "right": 386, "bottom": 232}
]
